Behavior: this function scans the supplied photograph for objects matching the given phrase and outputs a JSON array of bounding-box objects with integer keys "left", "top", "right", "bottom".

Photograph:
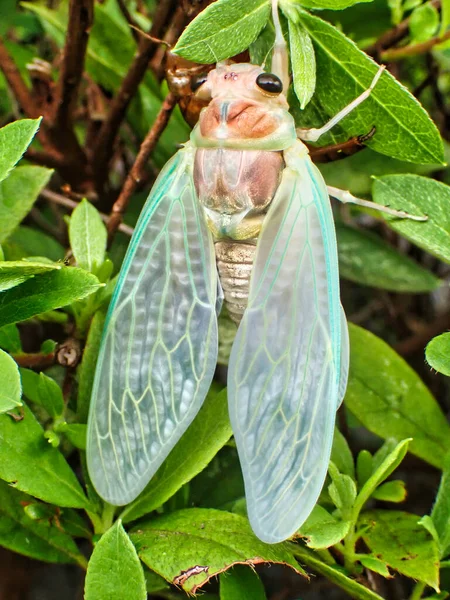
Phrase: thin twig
[
  {"left": 381, "top": 29, "right": 450, "bottom": 61},
  {"left": 40, "top": 189, "right": 134, "bottom": 237},
  {"left": 117, "top": 0, "right": 141, "bottom": 42},
  {"left": 52, "top": 0, "right": 94, "bottom": 130},
  {"left": 0, "top": 39, "right": 40, "bottom": 119},
  {"left": 394, "top": 310, "right": 450, "bottom": 356},
  {"left": 93, "top": 0, "right": 175, "bottom": 189},
  {"left": 107, "top": 92, "right": 177, "bottom": 240}
]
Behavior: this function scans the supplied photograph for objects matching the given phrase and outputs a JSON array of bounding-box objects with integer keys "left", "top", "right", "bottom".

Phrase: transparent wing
[
  {"left": 87, "top": 147, "right": 218, "bottom": 505},
  {"left": 228, "top": 148, "right": 341, "bottom": 544},
  {"left": 338, "top": 305, "right": 349, "bottom": 407}
]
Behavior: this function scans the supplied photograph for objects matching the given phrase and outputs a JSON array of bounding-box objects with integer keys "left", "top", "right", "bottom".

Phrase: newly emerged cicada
[{"left": 87, "top": 0, "right": 422, "bottom": 543}]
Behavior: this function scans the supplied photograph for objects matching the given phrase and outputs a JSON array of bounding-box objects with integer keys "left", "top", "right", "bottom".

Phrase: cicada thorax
[{"left": 191, "top": 64, "right": 297, "bottom": 324}]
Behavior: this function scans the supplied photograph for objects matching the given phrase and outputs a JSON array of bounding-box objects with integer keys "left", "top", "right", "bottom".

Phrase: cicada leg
[
  {"left": 297, "top": 66, "right": 385, "bottom": 142},
  {"left": 327, "top": 185, "right": 428, "bottom": 221},
  {"left": 309, "top": 127, "right": 376, "bottom": 163}
]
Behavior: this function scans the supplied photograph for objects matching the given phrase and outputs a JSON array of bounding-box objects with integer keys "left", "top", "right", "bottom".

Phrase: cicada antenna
[{"left": 271, "top": 0, "right": 289, "bottom": 91}]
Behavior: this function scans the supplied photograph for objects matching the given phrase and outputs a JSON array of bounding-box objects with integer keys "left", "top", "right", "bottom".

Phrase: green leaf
[
  {"left": 0, "top": 349, "right": 22, "bottom": 413},
  {"left": 0, "top": 480, "right": 86, "bottom": 565},
  {"left": 432, "top": 455, "right": 450, "bottom": 558},
  {"left": 173, "top": 0, "right": 271, "bottom": 63},
  {"left": 331, "top": 427, "right": 355, "bottom": 479},
  {"left": 426, "top": 333, "right": 450, "bottom": 377},
  {"left": 296, "top": 12, "right": 444, "bottom": 164},
  {"left": 336, "top": 223, "right": 440, "bottom": 293},
  {"left": 299, "top": 505, "right": 350, "bottom": 549},
  {"left": 85, "top": 521, "right": 146, "bottom": 600},
  {"left": 409, "top": 4, "right": 439, "bottom": 42},
  {"left": 290, "top": 0, "right": 373, "bottom": 7},
  {"left": 288, "top": 19, "right": 316, "bottom": 109},
  {"left": 121, "top": 388, "right": 232, "bottom": 522},
  {"left": 360, "top": 510, "right": 440, "bottom": 591},
  {"left": 371, "top": 480, "right": 407, "bottom": 503},
  {"left": 77, "top": 309, "right": 105, "bottom": 423},
  {"left": 328, "top": 462, "right": 357, "bottom": 519},
  {"left": 441, "top": 0, "right": 450, "bottom": 36},
  {"left": 0, "top": 260, "right": 61, "bottom": 292},
  {"left": 0, "top": 267, "right": 101, "bottom": 328},
  {"left": 359, "top": 555, "right": 391, "bottom": 578},
  {"left": 220, "top": 565, "right": 266, "bottom": 600},
  {"left": 0, "top": 324, "right": 21, "bottom": 353},
  {"left": 69, "top": 199, "right": 107, "bottom": 274},
  {"left": 0, "top": 166, "right": 53, "bottom": 243},
  {"left": 356, "top": 450, "right": 373, "bottom": 488},
  {"left": 0, "top": 403, "right": 90, "bottom": 508},
  {"left": 4, "top": 226, "right": 64, "bottom": 262},
  {"left": 57, "top": 423, "right": 87, "bottom": 450},
  {"left": 353, "top": 439, "right": 410, "bottom": 515},
  {"left": 0, "top": 118, "right": 41, "bottom": 183},
  {"left": 131, "top": 508, "right": 304, "bottom": 594},
  {"left": 37, "top": 372, "right": 64, "bottom": 418},
  {"left": 345, "top": 325, "right": 450, "bottom": 469},
  {"left": 373, "top": 175, "right": 450, "bottom": 264}
]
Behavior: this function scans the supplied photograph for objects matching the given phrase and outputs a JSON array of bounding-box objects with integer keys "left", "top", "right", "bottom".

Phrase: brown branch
[
  {"left": 117, "top": 0, "right": 141, "bottom": 42},
  {"left": 382, "top": 29, "right": 450, "bottom": 61},
  {"left": 0, "top": 39, "right": 40, "bottom": 119},
  {"left": 92, "top": 0, "right": 176, "bottom": 190},
  {"left": 40, "top": 188, "right": 134, "bottom": 236},
  {"left": 107, "top": 91, "right": 177, "bottom": 240},
  {"left": 394, "top": 310, "right": 450, "bottom": 356},
  {"left": 52, "top": 0, "right": 94, "bottom": 130},
  {"left": 12, "top": 352, "right": 56, "bottom": 370},
  {"left": 25, "top": 148, "right": 68, "bottom": 170}
]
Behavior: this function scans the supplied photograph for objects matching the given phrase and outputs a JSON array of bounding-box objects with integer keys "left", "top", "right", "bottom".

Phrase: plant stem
[{"left": 409, "top": 581, "right": 426, "bottom": 600}]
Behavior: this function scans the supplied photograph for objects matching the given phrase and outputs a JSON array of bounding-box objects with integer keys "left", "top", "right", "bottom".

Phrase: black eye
[
  {"left": 190, "top": 73, "right": 208, "bottom": 92},
  {"left": 256, "top": 72, "right": 283, "bottom": 95}
]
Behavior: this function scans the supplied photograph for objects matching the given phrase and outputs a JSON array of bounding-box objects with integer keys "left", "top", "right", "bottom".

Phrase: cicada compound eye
[
  {"left": 255, "top": 72, "right": 283, "bottom": 95},
  {"left": 190, "top": 73, "right": 209, "bottom": 93}
]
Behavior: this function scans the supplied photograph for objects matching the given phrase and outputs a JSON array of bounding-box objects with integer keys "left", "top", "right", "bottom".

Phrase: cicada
[{"left": 87, "top": 0, "right": 421, "bottom": 543}]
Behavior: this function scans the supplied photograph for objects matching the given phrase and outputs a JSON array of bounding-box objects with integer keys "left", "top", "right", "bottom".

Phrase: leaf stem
[{"left": 409, "top": 581, "right": 427, "bottom": 600}]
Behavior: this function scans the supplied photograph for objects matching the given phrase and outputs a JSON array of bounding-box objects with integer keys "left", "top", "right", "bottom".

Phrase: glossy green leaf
[
  {"left": 0, "top": 349, "right": 22, "bottom": 413},
  {"left": 85, "top": 521, "right": 146, "bottom": 600},
  {"left": 57, "top": 423, "right": 87, "bottom": 450},
  {"left": 0, "top": 403, "right": 90, "bottom": 508},
  {"left": 131, "top": 509, "right": 304, "bottom": 594},
  {"left": 296, "top": 12, "right": 444, "bottom": 164},
  {"left": 432, "top": 455, "right": 450, "bottom": 558},
  {"left": 77, "top": 309, "right": 105, "bottom": 423},
  {"left": 360, "top": 510, "right": 440, "bottom": 590},
  {"left": 441, "top": 0, "right": 450, "bottom": 35},
  {"left": 373, "top": 175, "right": 450, "bottom": 264},
  {"left": 299, "top": 505, "right": 350, "bottom": 549},
  {"left": 0, "top": 119, "right": 41, "bottom": 183},
  {"left": 426, "top": 333, "right": 450, "bottom": 377},
  {"left": 371, "top": 480, "right": 407, "bottom": 503},
  {"left": 328, "top": 462, "right": 357, "bottom": 519},
  {"left": 331, "top": 427, "right": 355, "bottom": 479},
  {"left": 356, "top": 450, "right": 373, "bottom": 488},
  {"left": 173, "top": 0, "right": 271, "bottom": 63},
  {"left": 359, "top": 555, "right": 391, "bottom": 578},
  {"left": 409, "top": 4, "right": 439, "bottom": 42},
  {"left": 345, "top": 325, "right": 450, "bottom": 469},
  {"left": 0, "top": 260, "right": 61, "bottom": 292},
  {"left": 0, "top": 480, "right": 85, "bottom": 565},
  {"left": 288, "top": 18, "right": 316, "bottom": 109},
  {"left": 0, "top": 324, "right": 21, "bottom": 353},
  {"left": 354, "top": 439, "right": 410, "bottom": 514},
  {"left": 0, "top": 268, "right": 100, "bottom": 328},
  {"left": 336, "top": 223, "right": 440, "bottom": 293},
  {"left": 291, "top": 0, "right": 373, "bottom": 7},
  {"left": 220, "top": 565, "right": 266, "bottom": 600},
  {"left": 37, "top": 373, "right": 64, "bottom": 418},
  {"left": 0, "top": 166, "right": 53, "bottom": 243},
  {"left": 121, "top": 388, "right": 232, "bottom": 522},
  {"left": 4, "top": 226, "right": 64, "bottom": 262},
  {"left": 69, "top": 199, "right": 107, "bottom": 274}
]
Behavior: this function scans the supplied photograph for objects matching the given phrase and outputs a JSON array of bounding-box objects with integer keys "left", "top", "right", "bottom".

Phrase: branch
[
  {"left": 52, "top": 0, "right": 94, "bottom": 130},
  {"left": 40, "top": 189, "right": 134, "bottom": 237},
  {"left": 0, "top": 38, "right": 40, "bottom": 119},
  {"left": 93, "top": 0, "right": 176, "bottom": 189},
  {"left": 107, "top": 92, "right": 177, "bottom": 240},
  {"left": 381, "top": 29, "right": 450, "bottom": 61}
]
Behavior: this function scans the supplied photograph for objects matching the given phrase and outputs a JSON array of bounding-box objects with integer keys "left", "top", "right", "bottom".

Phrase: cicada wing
[
  {"left": 228, "top": 148, "right": 341, "bottom": 544},
  {"left": 87, "top": 147, "right": 218, "bottom": 506},
  {"left": 338, "top": 305, "right": 350, "bottom": 407}
]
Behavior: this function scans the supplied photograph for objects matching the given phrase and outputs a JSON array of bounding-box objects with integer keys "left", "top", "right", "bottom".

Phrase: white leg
[
  {"left": 327, "top": 186, "right": 428, "bottom": 221},
  {"left": 271, "top": 0, "right": 289, "bottom": 92},
  {"left": 297, "top": 66, "right": 385, "bottom": 142}
]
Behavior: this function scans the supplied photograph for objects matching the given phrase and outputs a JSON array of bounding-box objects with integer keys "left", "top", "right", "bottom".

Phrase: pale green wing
[
  {"left": 228, "top": 148, "right": 341, "bottom": 544},
  {"left": 339, "top": 305, "right": 349, "bottom": 407},
  {"left": 87, "top": 147, "right": 218, "bottom": 505}
]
